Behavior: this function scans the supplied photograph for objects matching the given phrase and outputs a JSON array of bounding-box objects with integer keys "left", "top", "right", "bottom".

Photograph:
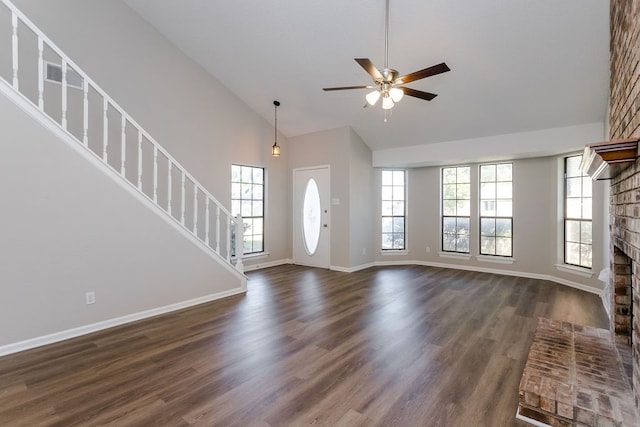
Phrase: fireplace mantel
[{"left": 581, "top": 137, "right": 640, "bottom": 180}]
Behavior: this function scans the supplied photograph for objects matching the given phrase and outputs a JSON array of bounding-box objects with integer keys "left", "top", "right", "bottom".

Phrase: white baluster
[
  {"left": 215, "top": 206, "right": 221, "bottom": 254},
  {"left": 180, "top": 172, "right": 186, "bottom": 225},
  {"left": 204, "top": 199, "right": 210, "bottom": 246},
  {"left": 82, "top": 79, "right": 88, "bottom": 146},
  {"left": 193, "top": 185, "right": 198, "bottom": 234},
  {"left": 102, "top": 99, "right": 108, "bottom": 161},
  {"left": 153, "top": 145, "right": 158, "bottom": 203},
  {"left": 11, "top": 12, "right": 18, "bottom": 90},
  {"left": 120, "top": 116, "right": 126, "bottom": 176},
  {"left": 137, "top": 131, "right": 142, "bottom": 190},
  {"left": 167, "top": 162, "right": 173, "bottom": 215},
  {"left": 61, "top": 60, "right": 67, "bottom": 129},
  {"left": 37, "top": 37, "right": 43, "bottom": 110}
]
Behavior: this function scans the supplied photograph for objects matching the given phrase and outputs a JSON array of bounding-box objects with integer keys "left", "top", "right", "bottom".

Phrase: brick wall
[{"left": 609, "top": 0, "right": 640, "bottom": 409}]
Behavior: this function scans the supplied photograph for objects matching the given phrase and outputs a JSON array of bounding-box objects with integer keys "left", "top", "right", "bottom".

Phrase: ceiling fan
[{"left": 323, "top": 0, "right": 450, "bottom": 110}]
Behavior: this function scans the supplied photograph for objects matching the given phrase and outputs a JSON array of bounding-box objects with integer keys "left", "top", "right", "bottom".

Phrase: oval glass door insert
[{"left": 303, "top": 178, "right": 321, "bottom": 255}]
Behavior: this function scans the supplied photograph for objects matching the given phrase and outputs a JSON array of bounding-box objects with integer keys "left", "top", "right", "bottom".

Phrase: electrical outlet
[
  {"left": 426, "top": 246, "right": 431, "bottom": 253},
  {"left": 85, "top": 291, "right": 95, "bottom": 305},
  {"left": 362, "top": 248, "right": 366, "bottom": 255}
]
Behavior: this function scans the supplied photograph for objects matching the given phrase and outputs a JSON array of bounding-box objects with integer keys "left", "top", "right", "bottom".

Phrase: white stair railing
[{"left": 0, "top": 0, "right": 244, "bottom": 274}]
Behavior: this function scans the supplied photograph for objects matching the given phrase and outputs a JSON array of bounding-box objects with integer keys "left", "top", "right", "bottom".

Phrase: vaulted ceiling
[{"left": 123, "top": 0, "right": 609, "bottom": 152}]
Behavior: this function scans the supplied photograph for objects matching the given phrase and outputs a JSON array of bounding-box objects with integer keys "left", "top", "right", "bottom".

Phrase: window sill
[
  {"left": 381, "top": 250, "right": 409, "bottom": 256},
  {"left": 476, "top": 255, "right": 515, "bottom": 265},
  {"left": 438, "top": 251, "right": 471, "bottom": 260},
  {"left": 554, "top": 263, "right": 593, "bottom": 278},
  {"left": 232, "top": 252, "right": 270, "bottom": 261}
]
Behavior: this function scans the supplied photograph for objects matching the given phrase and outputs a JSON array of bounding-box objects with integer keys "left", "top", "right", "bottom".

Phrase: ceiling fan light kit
[{"left": 323, "top": 0, "right": 450, "bottom": 116}]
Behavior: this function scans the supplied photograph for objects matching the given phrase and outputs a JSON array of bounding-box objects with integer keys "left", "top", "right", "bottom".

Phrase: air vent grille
[{"left": 45, "top": 61, "right": 83, "bottom": 89}]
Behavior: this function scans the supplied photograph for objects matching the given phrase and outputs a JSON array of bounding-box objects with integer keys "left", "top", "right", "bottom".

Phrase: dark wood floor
[{"left": 0, "top": 265, "right": 609, "bottom": 426}]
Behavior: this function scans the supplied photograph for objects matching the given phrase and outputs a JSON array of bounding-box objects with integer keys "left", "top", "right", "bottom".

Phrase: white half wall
[{"left": 0, "top": 82, "right": 245, "bottom": 350}]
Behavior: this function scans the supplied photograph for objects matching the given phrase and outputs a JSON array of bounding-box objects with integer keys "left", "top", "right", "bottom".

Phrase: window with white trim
[
  {"left": 231, "top": 164, "right": 264, "bottom": 254},
  {"left": 381, "top": 170, "right": 405, "bottom": 250},
  {"left": 479, "top": 163, "right": 513, "bottom": 257},
  {"left": 442, "top": 166, "right": 470, "bottom": 253},
  {"left": 564, "top": 155, "right": 592, "bottom": 268}
]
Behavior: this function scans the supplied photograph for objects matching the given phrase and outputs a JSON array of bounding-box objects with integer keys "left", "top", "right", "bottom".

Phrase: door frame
[{"left": 292, "top": 165, "right": 331, "bottom": 268}]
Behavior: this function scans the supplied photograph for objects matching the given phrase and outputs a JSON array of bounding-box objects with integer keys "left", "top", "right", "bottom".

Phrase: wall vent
[{"left": 45, "top": 61, "right": 83, "bottom": 89}]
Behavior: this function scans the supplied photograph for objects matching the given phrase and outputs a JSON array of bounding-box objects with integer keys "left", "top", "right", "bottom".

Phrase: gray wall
[
  {"left": 0, "top": 88, "right": 244, "bottom": 348},
  {"left": 348, "top": 128, "right": 375, "bottom": 267}
]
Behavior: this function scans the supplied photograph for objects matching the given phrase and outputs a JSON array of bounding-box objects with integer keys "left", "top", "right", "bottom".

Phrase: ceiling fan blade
[
  {"left": 323, "top": 85, "right": 373, "bottom": 91},
  {"left": 401, "top": 87, "right": 438, "bottom": 101},
  {"left": 397, "top": 62, "right": 450, "bottom": 85},
  {"left": 355, "top": 58, "right": 384, "bottom": 81}
]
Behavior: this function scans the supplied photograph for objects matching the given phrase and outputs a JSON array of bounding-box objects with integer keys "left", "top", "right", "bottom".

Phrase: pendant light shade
[{"left": 272, "top": 100, "right": 281, "bottom": 157}]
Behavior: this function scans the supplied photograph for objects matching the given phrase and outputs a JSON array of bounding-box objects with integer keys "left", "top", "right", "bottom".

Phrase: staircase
[{"left": 0, "top": 0, "right": 246, "bottom": 354}]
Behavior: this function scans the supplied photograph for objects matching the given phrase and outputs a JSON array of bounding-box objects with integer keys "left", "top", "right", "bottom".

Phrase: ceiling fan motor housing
[{"left": 380, "top": 68, "right": 399, "bottom": 83}]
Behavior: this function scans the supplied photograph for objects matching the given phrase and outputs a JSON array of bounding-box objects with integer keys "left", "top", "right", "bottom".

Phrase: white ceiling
[{"left": 123, "top": 0, "right": 609, "bottom": 152}]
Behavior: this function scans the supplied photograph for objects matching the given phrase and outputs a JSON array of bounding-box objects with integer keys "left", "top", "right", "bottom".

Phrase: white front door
[{"left": 293, "top": 166, "right": 330, "bottom": 268}]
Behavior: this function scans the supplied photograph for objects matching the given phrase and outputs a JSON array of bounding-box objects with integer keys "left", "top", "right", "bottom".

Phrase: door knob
[{"left": 323, "top": 224, "right": 328, "bottom": 227}]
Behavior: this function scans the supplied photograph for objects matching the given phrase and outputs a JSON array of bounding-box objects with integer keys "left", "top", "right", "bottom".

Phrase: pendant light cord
[{"left": 273, "top": 100, "right": 280, "bottom": 143}]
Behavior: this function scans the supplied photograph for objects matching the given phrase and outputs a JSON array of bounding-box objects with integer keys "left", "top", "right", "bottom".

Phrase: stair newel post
[
  {"left": 11, "top": 12, "right": 18, "bottom": 90},
  {"left": 204, "top": 199, "right": 210, "bottom": 246},
  {"left": 61, "top": 60, "right": 67, "bottom": 130},
  {"left": 37, "top": 37, "right": 43, "bottom": 110},
  {"left": 152, "top": 145, "right": 158, "bottom": 203},
  {"left": 226, "top": 215, "right": 231, "bottom": 262},
  {"left": 82, "top": 79, "right": 88, "bottom": 146},
  {"left": 235, "top": 215, "right": 244, "bottom": 273},
  {"left": 120, "top": 115, "right": 126, "bottom": 176},
  {"left": 192, "top": 184, "right": 198, "bottom": 235},
  {"left": 102, "top": 98, "right": 108, "bottom": 161},
  {"left": 215, "top": 206, "right": 221, "bottom": 254},
  {"left": 180, "top": 172, "right": 186, "bottom": 225},
  {"left": 167, "top": 162, "right": 172, "bottom": 215},
  {"left": 136, "top": 131, "right": 142, "bottom": 190}
]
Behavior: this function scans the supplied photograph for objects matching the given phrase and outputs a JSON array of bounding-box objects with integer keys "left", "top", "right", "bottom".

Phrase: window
[
  {"left": 479, "top": 163, "right": 513, "bottom": 257},
  {"left": 564, "top": 155, "right": 592, "bottom": 268},
  {"left": 231, "top": 164, "right": 264, "bottom": 254},
  {"left": 381, "top": 170, "right": 405, "bottom": 250},
  {"left": 442, "top": 166, "right": 470, "bottom": 253}
]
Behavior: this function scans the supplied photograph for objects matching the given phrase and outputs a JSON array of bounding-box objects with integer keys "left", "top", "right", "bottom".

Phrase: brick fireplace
[
  {"left": 611, "top": 169, "right": 640, "bottom": 408},
  {"left": 609, "top": 0, "right": 640, "bottom": 411},
  {"left": 612, "top": 247, "right": 633, "bottom": 346}
]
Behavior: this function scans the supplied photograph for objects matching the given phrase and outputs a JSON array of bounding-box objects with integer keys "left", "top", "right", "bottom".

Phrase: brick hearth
[{"left": 518, "top": 318, "right": 637, "bottom": 426}]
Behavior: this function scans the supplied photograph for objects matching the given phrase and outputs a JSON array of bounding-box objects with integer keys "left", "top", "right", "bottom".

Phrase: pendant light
[{"left": 271, "top": 100, "right": 281, "bottom": 157}]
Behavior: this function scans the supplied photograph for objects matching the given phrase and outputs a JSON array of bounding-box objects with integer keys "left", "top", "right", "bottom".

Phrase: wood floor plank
[{"left": 0, "top": 265, "right": 611, "bottom": 426}]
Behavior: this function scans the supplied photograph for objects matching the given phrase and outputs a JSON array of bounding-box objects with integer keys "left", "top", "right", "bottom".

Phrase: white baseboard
[
  {"left": 0, "top": 287, "right": 246, "bottom": 357},
  {"left": 330, "top": 263, "right": 375, "bottom": 273},
  {"left": 371, "top": 260, "right": 601, "bottom": 295},
  {"left": 243, "top": 258, "right": 293, "bottom": 272}
]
